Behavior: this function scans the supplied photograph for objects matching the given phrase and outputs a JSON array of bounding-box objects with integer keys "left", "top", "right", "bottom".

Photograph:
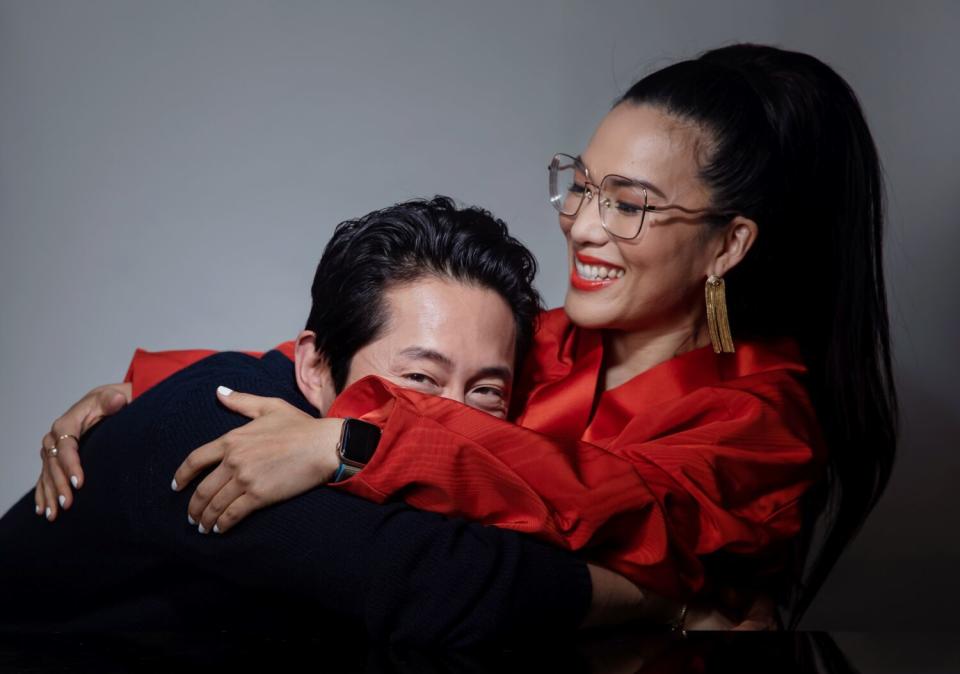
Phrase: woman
[{"left": 36, "top": 44, "right": 897, "bottom": 627}]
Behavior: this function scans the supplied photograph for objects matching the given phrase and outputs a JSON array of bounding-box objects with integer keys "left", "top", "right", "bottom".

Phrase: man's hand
[
  {"left": 583, "top": 566, "right": 779, "bottom": 631},
  {"left": 35, "top": 383, "right": 131, "bottom": 521},
  {"left": 685, "top": 593, "right": 779, "bottom": 631},
  {"left": 172, "top": 387, "right": 344, "bottom": 534}
]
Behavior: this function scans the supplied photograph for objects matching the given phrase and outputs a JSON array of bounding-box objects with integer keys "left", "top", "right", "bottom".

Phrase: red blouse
[{"left": 124, "top": 309, "right": 824, "bottom": 598}]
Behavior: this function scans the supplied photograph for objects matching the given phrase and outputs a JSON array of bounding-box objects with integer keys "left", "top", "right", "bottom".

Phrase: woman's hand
[
  {"left": 172, "top": 387, "right": 344, "bottom": 534},
  {"left": 35, "top": 382, "right": 132, "bottom": 521}
]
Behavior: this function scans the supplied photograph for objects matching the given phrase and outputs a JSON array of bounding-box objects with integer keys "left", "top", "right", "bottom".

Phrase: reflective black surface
[{"left": 1, "top": 631, "right": 958, "bottom": 673}]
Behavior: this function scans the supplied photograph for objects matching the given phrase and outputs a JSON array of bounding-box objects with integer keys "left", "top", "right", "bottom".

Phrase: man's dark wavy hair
[{"left": 306, "top": 196, "right": 542, "bottom": 392}]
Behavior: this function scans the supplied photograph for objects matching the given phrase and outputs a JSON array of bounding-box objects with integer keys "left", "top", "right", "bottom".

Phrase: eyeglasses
[{"left": 548, "top": 153, "right": 730, "bottom": 240}]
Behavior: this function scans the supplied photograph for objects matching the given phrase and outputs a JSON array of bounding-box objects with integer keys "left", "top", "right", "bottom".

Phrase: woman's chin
[{"left": 563, "top": 292, "right": 617, "bottom": 330}]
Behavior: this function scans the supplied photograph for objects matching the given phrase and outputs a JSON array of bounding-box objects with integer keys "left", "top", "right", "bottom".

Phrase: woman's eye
[
  {"left": 570, "top": 182, "right": 587, "bottom": 195},
  {"left": 472, "top": 386, "right": 505, "bottom": 400},
  {"left": 614, "top": 200, "right": 644, "bottom": 215}
]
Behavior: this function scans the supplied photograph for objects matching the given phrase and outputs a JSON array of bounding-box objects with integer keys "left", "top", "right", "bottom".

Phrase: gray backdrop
[{"left": 2, "top": 0, "right": 957, "bottom": 629}]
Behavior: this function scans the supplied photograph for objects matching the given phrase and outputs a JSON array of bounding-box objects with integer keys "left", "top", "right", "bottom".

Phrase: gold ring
[
  {"left": 46, "top": 445, "right": 59, "bottom": 458},
  {"left": 55, "top": 434, "right": 79, "bottom": 447}
]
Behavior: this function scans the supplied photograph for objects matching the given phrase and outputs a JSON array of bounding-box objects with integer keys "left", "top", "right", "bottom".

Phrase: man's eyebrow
[
  {"left": 575, "top": 154, "right": 667, "bottom": 199},
  {"left": 471, "top": 366, "right": 513, "bottom": 383},
  {"left": 398, "top": 347, "right": 454, "bottom": 369},
  {"left": 399, "top": 348, "right": 512, "bottom": 383}
]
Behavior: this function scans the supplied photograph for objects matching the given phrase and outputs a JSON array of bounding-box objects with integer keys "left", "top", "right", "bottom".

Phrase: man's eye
[
  {"left": 468, "top": 387, "right": 508, "bottom": 417},
  {"left": 472, "top": 386, "right": 504, "bottom": 399},
  {"left": 403, "top": 373, "right": 437, "bottom": 387}
]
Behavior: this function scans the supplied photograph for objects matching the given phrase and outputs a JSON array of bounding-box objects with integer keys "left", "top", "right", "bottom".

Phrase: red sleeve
[
  {"left": 124, "top": 348, "right": 218, "bottom": 398},
  {"left": 327, "top": 376, "right": 822, "bottom": 599},
  {"left": 124, "top": 341, "right": 296, "bottom": 398}
]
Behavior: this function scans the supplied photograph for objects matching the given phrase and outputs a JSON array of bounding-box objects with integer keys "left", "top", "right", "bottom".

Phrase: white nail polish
[
  {"left": 213, "top": 524, "right": 221, "bottom": 534},
  {"left": 187, "top": 514, "right": 196, "bottom": 526},
  {"left": 58, "top": 495, "right": 66, "bottom": 507},
  {"left": 198, "top": 523, "right": 208, "bottom": 534},
  {"left": 35, "top": 504, "right": 41, "bottom": 515},
  {"left": 217, "top": 385, "right": 233, "bottom": 397},
  {"left": 171, "top": 478, "right": 179, "bottom": 491},
  {"left": 70, "top": 475, "right": 79, "bottom": 489},
  {"left": 45, "top": 507, "right": 52, "bottom": 520}
]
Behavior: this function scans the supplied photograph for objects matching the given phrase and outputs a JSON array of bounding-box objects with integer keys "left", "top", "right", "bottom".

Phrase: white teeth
[{"left": 574, "top": 259, "right": 624, "bottom": 281}]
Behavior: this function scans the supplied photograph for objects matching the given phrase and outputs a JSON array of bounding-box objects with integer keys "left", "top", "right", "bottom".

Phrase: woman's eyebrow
[{"left": 575, "top": 154, "right": 667, "bottom": 198}]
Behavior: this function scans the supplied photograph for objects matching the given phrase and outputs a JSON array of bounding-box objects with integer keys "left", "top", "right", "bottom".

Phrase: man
[{"left": 0, "top": 197, "right": 599, "bottom": 646}]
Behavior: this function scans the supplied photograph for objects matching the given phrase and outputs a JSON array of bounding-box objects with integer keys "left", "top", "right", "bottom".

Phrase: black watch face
[
  {"left": 345, "top": 441, "right": 377, "bottom": 465},
  {"left": 342, "top": 420, "right": 381, "bottom": 464}
]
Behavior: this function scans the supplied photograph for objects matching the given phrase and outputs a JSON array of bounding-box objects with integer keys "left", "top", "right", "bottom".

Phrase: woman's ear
[
  {"left": 294, "top": 330, "right": 337, "bottom": 415},
  {"left": 711, "top": 215, "right": 758, "bottom": 278}
]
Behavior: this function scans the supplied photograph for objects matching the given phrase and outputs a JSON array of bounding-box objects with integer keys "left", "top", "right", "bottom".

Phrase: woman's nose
[{"left": 568, "top": 190, "right": 608, "bottom": 246}]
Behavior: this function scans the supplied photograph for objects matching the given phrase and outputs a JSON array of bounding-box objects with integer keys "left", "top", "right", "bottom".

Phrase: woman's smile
[{"left": 570, "top": 252, "right": 625, "bottom": 291}]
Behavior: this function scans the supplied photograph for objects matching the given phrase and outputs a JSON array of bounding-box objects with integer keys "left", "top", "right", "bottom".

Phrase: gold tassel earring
[{"left": 705, "top": 275, "right": 735, "bottom": 354}]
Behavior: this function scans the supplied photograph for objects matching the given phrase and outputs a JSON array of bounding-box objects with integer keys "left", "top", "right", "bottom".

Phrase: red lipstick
[{"left": 575, "top": 253, "right": 623, "bottom": 268}]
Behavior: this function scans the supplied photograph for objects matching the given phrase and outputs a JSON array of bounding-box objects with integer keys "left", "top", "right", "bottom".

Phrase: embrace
[{"left": 0, "top": 44, "right": 897, "bottom": 646}]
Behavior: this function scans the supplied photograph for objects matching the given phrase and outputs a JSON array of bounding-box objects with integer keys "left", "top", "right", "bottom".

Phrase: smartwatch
[{"left": 333, "top": 418, "right": 382, "bottom": 480}]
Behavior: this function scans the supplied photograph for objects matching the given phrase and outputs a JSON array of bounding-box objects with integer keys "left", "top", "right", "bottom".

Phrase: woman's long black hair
[{"left": 619, "top": 44, "right": 898, "bottom": 625}]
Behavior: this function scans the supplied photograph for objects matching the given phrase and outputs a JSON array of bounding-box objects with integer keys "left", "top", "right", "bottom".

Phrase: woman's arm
[
  {"left": 170, "top": 374, "right": 819, "bottom": 599},
  {"left": 124, "top": 345, "right": 295, "bottom": 397},
  {"left": 32, "top": 353, "right": 770, "bottom": 631},
  {"left": 48, "top": 348, "right": 805, "bottom": 606},
  {"left": 323, "top": 376, "right": 822, "bottom": 598}
]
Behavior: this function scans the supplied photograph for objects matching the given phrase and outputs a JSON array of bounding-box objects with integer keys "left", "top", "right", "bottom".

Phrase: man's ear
[
  {"left": 294, "top": 330, "right": 336, "bottom": 415},
  {"left": 710, "top": 215, "right": 758, "bottom": 278}
]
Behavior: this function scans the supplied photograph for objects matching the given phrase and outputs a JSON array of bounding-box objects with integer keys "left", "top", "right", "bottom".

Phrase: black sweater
[{"left": 0, "top": 351, "right": 591, "bottom": 647}]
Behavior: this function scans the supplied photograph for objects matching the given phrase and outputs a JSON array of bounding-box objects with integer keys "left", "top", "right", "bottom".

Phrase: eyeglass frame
[{"left": 548, "top": 153, "right": 733, "bottom": 241}]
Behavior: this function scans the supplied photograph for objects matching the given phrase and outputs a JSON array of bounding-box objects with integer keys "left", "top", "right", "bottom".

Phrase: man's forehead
[
  {"left": 385, "top": 280, "right": 515, "bottom": 336},
  {"left": 380, "top": 277, "right": 516, "bottom": 365}
]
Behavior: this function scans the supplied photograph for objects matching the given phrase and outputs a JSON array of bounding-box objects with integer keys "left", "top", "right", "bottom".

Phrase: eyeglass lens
[{"left": 549, "top": 157, "right": 648, "bottom": 239}]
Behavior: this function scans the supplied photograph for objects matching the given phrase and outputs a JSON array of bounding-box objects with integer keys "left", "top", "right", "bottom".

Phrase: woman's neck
[{"left": 602, "top": 318, "right": 710, "bottom": 391}]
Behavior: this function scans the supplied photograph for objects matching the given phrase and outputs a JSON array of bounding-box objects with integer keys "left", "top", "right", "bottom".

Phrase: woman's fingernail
[
  {"left": 45, "top": 507, "right": 52, "bottom": 520},
  {"left": 213, "top": 524, "right": 221, "bottom": 534},
  {"left": 198, "top": 523, "right": 208, "bottom": 534},
  {"left": 58, "top": 495, "right": 66, "bottom": 508},
  {"left": 70, "top": 475, "right": 80, "bottom": 489},
  {"left": 35, "top": 504, "right": 41, "bottom": 516},
  {"left": 187, "top": 513, "right": 196, "bottom": 526},
  {"left": 217, "top": 386, "right": 233, "bottom": 397},
  {"left": 171, "top": 478, "right": 179, "bottom": 491}
]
